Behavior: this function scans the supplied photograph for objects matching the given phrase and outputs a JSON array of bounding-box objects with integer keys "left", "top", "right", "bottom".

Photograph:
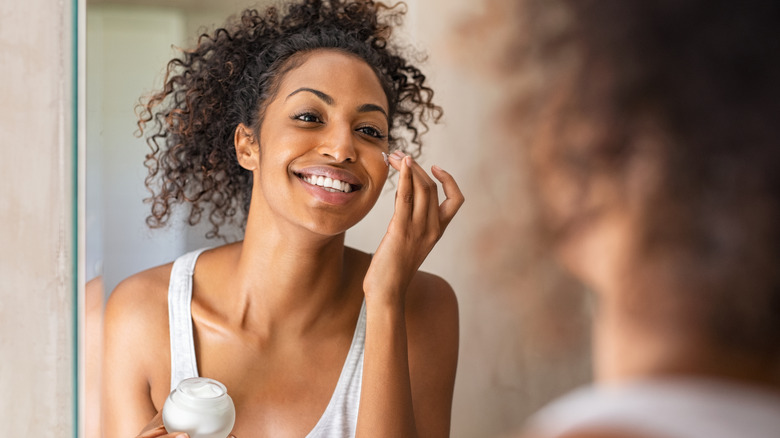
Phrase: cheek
[{"left": 365, "top": 153, "right": 390, "bottom": 188}]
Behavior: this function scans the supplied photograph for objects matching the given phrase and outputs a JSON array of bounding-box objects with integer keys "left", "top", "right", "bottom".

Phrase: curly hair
[
  {"left": 505, "top": 0, "right": 780, "bottom": 357},
  {"left": 136, "top": 0, "right": 442, "bottom": 239}
]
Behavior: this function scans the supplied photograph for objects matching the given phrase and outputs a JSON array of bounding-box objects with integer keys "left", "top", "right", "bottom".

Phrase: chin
[{"left": 299, "top": 215, "right": 363, "bottom": 238}]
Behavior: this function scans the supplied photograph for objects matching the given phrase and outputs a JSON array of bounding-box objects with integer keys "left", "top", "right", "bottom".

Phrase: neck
[
  {"left": 225, "top": 205, "right": 356, "bottom": 336},
  {"left": 593, "top": 294, "right": 780, "bottom": 389}
]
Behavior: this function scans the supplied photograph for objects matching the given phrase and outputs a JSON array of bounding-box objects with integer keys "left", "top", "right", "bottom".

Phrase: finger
[
  {"left": 137, "top": 426, "right": 184, "bottom": 438},
  {"left": 396, "top": 155, "right": 436, "bottom": 228},
  {"left": 138, "top": 411, "right": 165, "bottom": 436},
  {"left": 392, "top": 153, "right": 414, "bottom": 225},
  {"left": 406, "top": 157, "right": 441, "bottom": 232},
  {"left": 138, "top": 424, "right": 190, "bottom": 438},
  {"left": 431, "top": 165, "right": 464, "bottom": 230},
  {"left": 387, "top": 150, "right": 405, "bottom": 171}
]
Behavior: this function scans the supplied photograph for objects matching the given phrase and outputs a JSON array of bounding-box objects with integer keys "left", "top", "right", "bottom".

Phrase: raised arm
[{"left": 358, "top": 151, "right": 464, "bottom": 437}]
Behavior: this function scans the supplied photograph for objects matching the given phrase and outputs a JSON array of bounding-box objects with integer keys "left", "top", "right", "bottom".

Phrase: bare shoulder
[
  {"left": 404, "top": 271, "right": 459, "bottom": 370},
  {"left": 103, "top": 263, "right": 173, "bottom": 373},
  {"left": 343, "top": 246, "right": 459, "bottom": 340},
  {"left": 105, "top": 263, "right": 172, "bottom": 326},
  {"left": 405, "top": 271, "right": 459, "bottom": 436},
  {"left": 404, "top": 270, "right": 459, "bottom": 365},
  {"left": 405, "top": 270, "right": 459, "bottom": 328}
]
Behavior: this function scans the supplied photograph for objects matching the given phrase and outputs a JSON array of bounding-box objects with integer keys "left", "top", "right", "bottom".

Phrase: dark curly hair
[
  {"left": 506, "top": 0, "right": 780, "bottom": 357},
  {"left": 136, "top": 0, "right": 442, "bottom": 239}
]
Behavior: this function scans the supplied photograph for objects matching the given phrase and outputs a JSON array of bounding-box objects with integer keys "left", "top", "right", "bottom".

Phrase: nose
[{"left": 317, "top": 123, "right": 357, "bottom": 163}]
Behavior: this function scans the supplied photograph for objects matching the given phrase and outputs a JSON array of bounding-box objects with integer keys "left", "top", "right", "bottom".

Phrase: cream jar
[{"left": 162, "top": 377, "right": 236, "bottom": 438}]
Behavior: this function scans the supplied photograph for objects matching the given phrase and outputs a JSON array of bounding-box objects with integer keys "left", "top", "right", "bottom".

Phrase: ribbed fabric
[
  {"left": 168, "top": 247, "right": 206, "bottom": 392},
  {"left": 167, "top": 248, "right": 366, "bottom": 437},
  {"left": 526, "top": 378, "right": 780, "bottom": 438}
]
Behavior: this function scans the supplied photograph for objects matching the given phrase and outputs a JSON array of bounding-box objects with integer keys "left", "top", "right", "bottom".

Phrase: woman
[
  {"left": 490, "top": 1, "right": 780, "bottom": 437},
  {"left": 101, "top": 1, "right": 463, "bottom": 437}
]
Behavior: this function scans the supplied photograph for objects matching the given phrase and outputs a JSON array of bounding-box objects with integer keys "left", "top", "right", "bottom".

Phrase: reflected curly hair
[
  {"left": 507, "top": 0, "right": 780, "bottom": 357},
  {"left": 136, "top": 0, "right": 441, "bottom": 239}
]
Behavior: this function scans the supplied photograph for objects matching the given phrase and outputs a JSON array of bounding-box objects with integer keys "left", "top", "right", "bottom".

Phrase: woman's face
[{"left": 242, "top": 49, "right": 391, "bottom": 236}]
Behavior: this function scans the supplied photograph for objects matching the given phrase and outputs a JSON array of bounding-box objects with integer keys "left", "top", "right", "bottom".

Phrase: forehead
[{"left": 275, "top": 49, "right": 388, "bottom": 109}]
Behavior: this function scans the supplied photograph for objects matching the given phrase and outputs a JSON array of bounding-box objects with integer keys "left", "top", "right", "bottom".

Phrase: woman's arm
[
  {"left": 358, "top": 152, "right": 464, "bottom": 438},
  {"left": 102, "top": 273, "right": 168, "bottom": 438},
  {"left": 406, "top": 273, "right": 459, "bottom": 437}
]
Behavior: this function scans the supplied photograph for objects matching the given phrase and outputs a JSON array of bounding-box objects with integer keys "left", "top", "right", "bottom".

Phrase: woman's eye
[
  {"left": 293, "top": 112, "right": 321, "bottom": 123},
  {"left": 357, "top": 126, "right": 386, "bottom": 139}
]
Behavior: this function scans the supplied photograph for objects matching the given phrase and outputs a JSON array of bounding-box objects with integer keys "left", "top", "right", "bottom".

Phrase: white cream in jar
[{"left": 162, "top": 377, "right": 236, "bottom": 438}]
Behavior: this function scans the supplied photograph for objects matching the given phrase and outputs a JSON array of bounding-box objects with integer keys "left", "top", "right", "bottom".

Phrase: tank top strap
[
  {"left": 306, "top": 299, "right": 367, "bottom": 437},
  {"left": 168, "top": 248, "right": 209, "bottom": 392}
]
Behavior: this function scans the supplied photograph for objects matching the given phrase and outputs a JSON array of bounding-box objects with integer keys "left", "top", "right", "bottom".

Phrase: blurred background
[{"left": 85, "top": 0, "right": 592, "bottom": 436}]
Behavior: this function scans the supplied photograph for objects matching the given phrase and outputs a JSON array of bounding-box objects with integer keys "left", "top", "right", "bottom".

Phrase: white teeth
[{"left": 301, "top": 174, "right": 353, "bottom": 193}]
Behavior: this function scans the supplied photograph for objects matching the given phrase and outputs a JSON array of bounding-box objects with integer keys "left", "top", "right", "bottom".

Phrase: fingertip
[{"left": 431, "top": 164, "right": 453, "bottom": 181}]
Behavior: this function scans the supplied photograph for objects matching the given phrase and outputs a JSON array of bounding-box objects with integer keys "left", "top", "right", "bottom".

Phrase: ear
[{"left": 235, "top": 123, "right": 259, "bottom": 171}]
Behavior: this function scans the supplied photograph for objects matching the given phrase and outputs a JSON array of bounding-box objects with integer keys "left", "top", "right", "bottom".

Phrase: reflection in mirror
[{"left": 85, "top": 0, "right": 592, "bottom": 437}]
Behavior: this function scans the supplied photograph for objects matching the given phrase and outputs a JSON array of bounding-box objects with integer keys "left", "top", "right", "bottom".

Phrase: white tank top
[
  {"left": 526, "top": 378, "right": 780, "bottom": 438},
  {"left": 168, "top": 248, "right": 366, "bottom": 438}
]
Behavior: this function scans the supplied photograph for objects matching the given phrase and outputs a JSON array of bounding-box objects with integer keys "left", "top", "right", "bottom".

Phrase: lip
[
  {"left": 293, "top": 165, "right": 365, "bottom": 206},
  {"left": 293, "top": 165, "right": 364, "bottom": 190}
]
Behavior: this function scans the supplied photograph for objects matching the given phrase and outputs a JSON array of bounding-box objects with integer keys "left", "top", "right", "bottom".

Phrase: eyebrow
[
  {"left": 286, "top": 87, "right": 389, "bottom": 120},
  {"left": 287, "top": 87, "right": 333, "bottom": 104},
  {"left": 357, "top": 103, "right": 388, "bottom": 120}
]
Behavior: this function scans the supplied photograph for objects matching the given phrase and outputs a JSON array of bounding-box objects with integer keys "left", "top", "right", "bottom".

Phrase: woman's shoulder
[
  {"left": 106, "top": 245, "right": 224, "bottom": 311},
  {"left": 404, "top": 270, "right": 459, "bottom": 352},
  {"left": 106, "top": 262, "right": 174, "bottom": 313},
  {"left": 406, "top": 269, "right": 458, "bottom": 319},
  {"left": 344, "top": 246, "right": 458, "bottom": 320},
  {"left": 103, "top": 262, "right": 175, "bottom": 350},
  {"left": 102, "top": 261, "right": 177, "bottom": 389}
]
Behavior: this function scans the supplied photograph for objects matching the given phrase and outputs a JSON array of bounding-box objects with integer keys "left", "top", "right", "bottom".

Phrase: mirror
[{"left": 84, "top": 1, "right": 592, "bottom": 436}]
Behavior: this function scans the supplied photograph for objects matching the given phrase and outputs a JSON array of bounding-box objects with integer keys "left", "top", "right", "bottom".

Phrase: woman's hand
[
  {"left": 135, "top": 411, "right": 236, "bottom": 438},
  {"left": 363, "top": 151, "right": 464, "bottom": 305},
  {"left": 135, "top": 412, "right": 182, "bottom": 438},
  {"left": 357, "top": 150, "right": 462, "bottom": 437}
]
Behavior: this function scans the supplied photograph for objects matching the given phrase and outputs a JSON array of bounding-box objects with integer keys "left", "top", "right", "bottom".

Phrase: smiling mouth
[{"left": 296, "top": 173, "right": 360, "bottom": 193}]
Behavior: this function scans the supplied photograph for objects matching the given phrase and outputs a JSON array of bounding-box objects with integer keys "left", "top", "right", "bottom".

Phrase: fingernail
[
  {"left": 432, "top": 164, "right": 442, "bottom": 171},
  {"left": 392, "top": 150, "right": 406, "bottom": 159},
  {"left": 404, "top": 156, "right": 412, "bottom": 166}
]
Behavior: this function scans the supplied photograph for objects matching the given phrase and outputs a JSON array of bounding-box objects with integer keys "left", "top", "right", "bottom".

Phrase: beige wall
[{"left": 0, "top": 0, "right": 76, "bottom": 435}]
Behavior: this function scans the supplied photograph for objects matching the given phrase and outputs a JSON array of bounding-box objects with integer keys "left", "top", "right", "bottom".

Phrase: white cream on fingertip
[{"left": 382, "top": 152, "right": 389, "bottom": 167}]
